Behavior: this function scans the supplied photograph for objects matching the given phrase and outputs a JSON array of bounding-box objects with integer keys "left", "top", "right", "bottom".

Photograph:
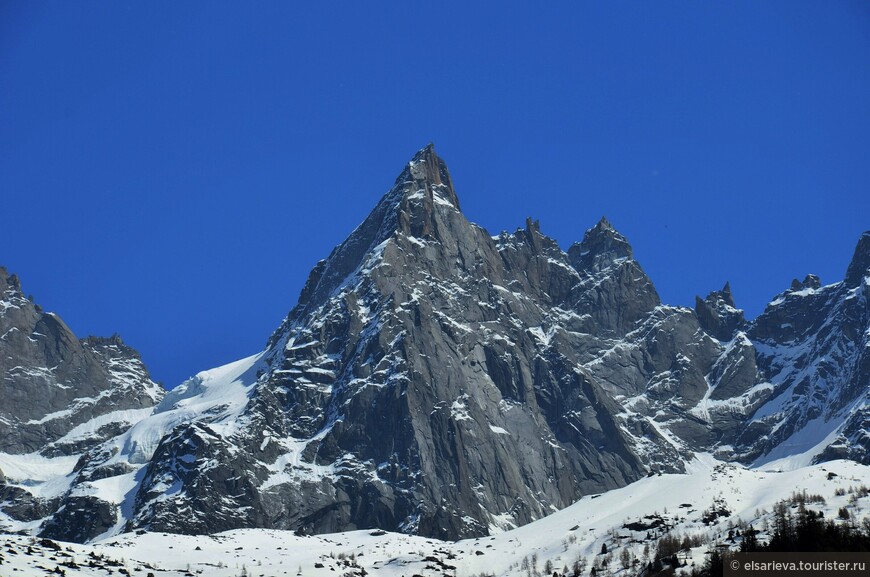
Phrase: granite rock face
[
  {"left": 116, "top": 146, "right": 657, "bottom": 540},
  {"left": 733, "top": 234, "right": 870, "bottom": 465},
  {"left": 106, "top": 147, "right": 866, "bottom": 540},
  {"left": 0, "top": 269, "right": 163, "bottom": 456},
  {"left": 695, "top": 282, "right": 745, "bottom": 341},
  {"left": 0, "top": 268, "right": 164, "bottom": 534},
  {"left": 1, "top": 146, "right": 868, "bottom": 543}
]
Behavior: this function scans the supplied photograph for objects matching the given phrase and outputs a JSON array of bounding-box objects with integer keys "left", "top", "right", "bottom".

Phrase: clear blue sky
[{"left": 2, "top": 2, "right": 868, "bottom": 387}]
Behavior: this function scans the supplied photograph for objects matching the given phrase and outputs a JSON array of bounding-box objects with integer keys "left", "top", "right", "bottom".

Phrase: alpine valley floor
[{"left": 2, "top": 456, "right": 869, "bottom": 577}]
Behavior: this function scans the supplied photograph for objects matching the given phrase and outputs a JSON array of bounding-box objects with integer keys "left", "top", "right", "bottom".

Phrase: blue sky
[{"left": 2, "top": 2, "right": 868, "bottom": 387}]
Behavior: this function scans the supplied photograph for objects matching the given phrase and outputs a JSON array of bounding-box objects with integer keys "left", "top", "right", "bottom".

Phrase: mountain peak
[
  {"left": 0, "top": 266, "right": 21, "bottom": 293},
  {"left": 281, "top": 145, "right": 465, "bottom": 325},
  {"left": 720, "top": 281, "right": 735, "bottom": 307},
  {"left": 567, "top": 217, "right": 634, "bottom": 273},
  {"left": 81, "top": 333, "right": 141, "bottom": 357},
  {"left": 789, "top": 274, "right": 821, "bottom": 291},
  {"left": 403, "top": 143, "right": 460, "bottom": 209},
  {"left": 8, "top": 145, "right": 870, "bottom": 546},
  {"left": 595, "top": 216, "right": 616, "bottom": 232},
  {"left": 695, "top": 280, "right": 744, "bottom": 340},
  {"left": 588, "top": 217, "right": 630, "bottom": 248},
  {"left": 412, "top": 142, "right": 437, "bottom": 162},
  {"left": 844, "top": 230, "right": 870, "bottom": 286},
  {"left": 697, "top": 280, "right": 737, "bottom": 308}
]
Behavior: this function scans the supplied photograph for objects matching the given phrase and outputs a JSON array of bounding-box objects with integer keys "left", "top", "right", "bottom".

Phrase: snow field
[{"left": 3, "top": 456, "right": 868, "bottom": 577}]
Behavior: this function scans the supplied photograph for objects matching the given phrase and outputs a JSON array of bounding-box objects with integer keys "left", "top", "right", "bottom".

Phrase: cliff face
[
  {"left": 0, "top": 267, "right": 163, "bottom": 540},
  {"left": 114, "top": 145, "right": 656, "bottom": 541},
  {"left": 0, "top": 268, "right": 162, "bottom": 455},
  {"left": 1, "top": 146, "right": 867, "bottom": 543}
]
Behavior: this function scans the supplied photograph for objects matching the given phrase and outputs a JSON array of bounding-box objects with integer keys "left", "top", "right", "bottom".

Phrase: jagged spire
[
  {"left": 695, "top": 281, "right": 745, "bottom": 340},
  {"left": 844, "top": 231, "right": 870, "bottom": 286},
  {"left": 720, "top": 282, "right": 735, "bottom": 307},
  {"left": 0, "top": 266, "right": 21, "bottom": 293},
  {"left": 567, "top": 217, "right": 634, "bottom": 273},
  {"left": 284, "top": 145, "right": 464, "bottom": 325},
  {"left": 595, "top": 216, "right": 615, "bottom": 232},
  {"left": 405, "top": 143, "right": 460, "bottom": 209}
]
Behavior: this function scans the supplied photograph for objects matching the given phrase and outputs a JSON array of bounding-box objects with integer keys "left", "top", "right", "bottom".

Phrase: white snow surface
[
  {"left": 0, "top": 353, "right": 265, "bottom": 535},
  {"left": 3, "top": 457, "right": 869, "bottom": 576},
  {"left": 0, "top": 453, "right": 78, "bottom": 492},
  {"left": 128, "top": 351, "right": 264, "bottom": 462}
]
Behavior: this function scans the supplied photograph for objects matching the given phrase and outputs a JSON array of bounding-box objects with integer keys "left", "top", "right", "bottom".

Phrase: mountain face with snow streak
[
  {"left": 117, "top": 145, "right": 659, "bottom": 541},
  {"left": 0, "top": 269, "right": 163, "bottom": 456},
  {"left": 0, "top": 146, "right": 868, "bottom": 544},
  {"left": 0, "top": 267, "right": 163, "bottom": 539},
  {"left": 737, "top": 238, "right": 870, "bottom": 466}
]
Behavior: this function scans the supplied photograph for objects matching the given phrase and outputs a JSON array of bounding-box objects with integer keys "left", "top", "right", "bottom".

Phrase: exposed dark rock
[
  {"left": 845, "top": 231, "right": 870, "bottom": 286},
  {"left": 567, "top": 217, "right": 633, "bottom": 273},
  {"left": 0, "top": 485, "right": 58, "bottom": 522},
  {"left": 0, "top": 271, "right": 163, "bottom": 455},
  {"left": 40, "top": 496, "right": 118, "bottom": 543},
  {"left": 0, "top": 267, "right": 163, "bottom": 540},
  {"left": 695, "top": 282, "right": 746, "bottom": 341}
]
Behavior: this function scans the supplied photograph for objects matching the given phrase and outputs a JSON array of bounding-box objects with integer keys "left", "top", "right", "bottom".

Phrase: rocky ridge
[
  {"left": 0, "top": 269, "right": 162, "bottom": 456},
  {"left": 0, "top": 146, "right": 867, "bottom": 544},
  {"left": 0, "top": 267, "right": 163, "bottom": 540}
]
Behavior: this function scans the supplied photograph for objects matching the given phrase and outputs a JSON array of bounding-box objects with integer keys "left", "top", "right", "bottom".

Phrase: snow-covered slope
[
  {"left": 33, "top": 353, "right": 265, "bottom": 542},
  {"left": 2, "top": 457, "right": 869, "bottom": 577},
  {"left": 739, "top": 266, "right": 870, "bottom": 467}
]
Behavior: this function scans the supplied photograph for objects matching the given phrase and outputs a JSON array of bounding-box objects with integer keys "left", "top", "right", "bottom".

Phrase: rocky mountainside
[
  {"left": 0, "top": 267, "right": 163, "bottom": 538},
  {"left": 3, "top": 457, "right": 870, "bottom": 577},
  {"left": 0, "top": 268, "right": 163, "bottom": 455},
  {"left": 0, "top": 146, "right": 867, "bottom": 545}
]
